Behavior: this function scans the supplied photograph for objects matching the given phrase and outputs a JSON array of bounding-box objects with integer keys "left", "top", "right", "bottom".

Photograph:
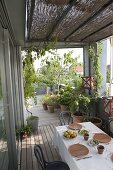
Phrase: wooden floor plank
[
  {"left": 26, "top": 137, "right": 33, "bottom": 170},
  {"left": 40, "top": 125, "right": 53, "bottom": 162},
  {"left": 34, "top": 131, "right": 42, "bottom": 170},
  {"left": 21, "top": 138, "right": 27, "bottom": 170},
  {"left": 43, "top": 125, "right": 55, "bottom": 161},
  {"left": 20, "top": 124, "right": 61, "bottom": 170},
  {"left": 30, "top": 136, "right": 40, "bottom": 170},
  {"left": 46, "top": 125, "right": 61, "bottom": 160}
]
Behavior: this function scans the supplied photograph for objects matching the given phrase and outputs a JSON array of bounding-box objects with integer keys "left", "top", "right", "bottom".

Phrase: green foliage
[
  {"left": 58, "top": 85, "right": 96, "bottom": 116},
  {"left": 58, "top": 85, "right": 75, "bottom": 106},
  {"left": 37, "top": 50, "right": 82, "bottom": 91},
  {"left": 22, "top": 40, "right": 57, "bottom": 104},
  {"left": 23, "top": 50, "right": 37, "bottom": 101},
  {"left": 46, "top": 95, "right": 58, "bottom": 106},
  {"left": 78, "top": 94, "right": 91, "bottom": 114},
  {"left": 89, "top": 42, "right": 103, "bottom": 92},
  {"left": 42, "top": 94, "right": 50, "bottom": 104},
  {"left": 106, "top": 70, "right": 110, "bottom": 83},
  {"left": 26, "top": 115, "right": 39, "bottom": 121},
  {"left": 16, "top": 125, "right": 32, "bottom": 136},
  {"left": 23, "top": 40, "right": 83, "bottom": 106}
]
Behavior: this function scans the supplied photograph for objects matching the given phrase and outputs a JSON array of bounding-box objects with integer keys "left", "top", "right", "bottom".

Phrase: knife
[{"left": 76, "top": 156, "right": 92, "bottom": 161}]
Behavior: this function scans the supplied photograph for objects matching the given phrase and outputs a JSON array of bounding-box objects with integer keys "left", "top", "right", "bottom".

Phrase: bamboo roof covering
[{"left": 26, "top": 0, "right": 113, "bottom": 43}]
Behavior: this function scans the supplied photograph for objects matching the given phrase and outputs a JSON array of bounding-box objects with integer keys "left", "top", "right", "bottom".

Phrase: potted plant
[
  {"left": 79, "top": 94, "right": 91, "bottom": 116},
  {"left": 81, "top": 94, "right": 102, "bottom": 128},
  {"left": 26, "top": 115, "right": 39, "bottom": 132},
  {"left": 71, "top": 93, "right": 102, "bottom": 128},
  {"left": 58, "top": 86, "right": 73, "bottom": 111},
  {"left": 71, "top": 94, "right": 90, "bottom": 124},
  {"left": 46, "top": 95, "right": 57, "bottom": 113},
  {"left": 42, "top": 94, "right": 50, "bottom": 110},
  {"left": 16, "top": 125, "right": 32, "bottom": 140}
]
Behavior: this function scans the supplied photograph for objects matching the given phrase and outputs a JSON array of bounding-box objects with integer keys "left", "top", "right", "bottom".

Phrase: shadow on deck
[{"left": 19, "top": 123, "right": 61, "bottom": 170}]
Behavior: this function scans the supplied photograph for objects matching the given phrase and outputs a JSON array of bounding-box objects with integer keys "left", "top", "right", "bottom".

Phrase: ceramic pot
[
  {"left": 97, "top": 145, "right": 104, "bottom": 154},
  {"left": 47, "top": 105, "right": 54, "bottom": 113},
  {"left": 60, "top": 105, "right": 68, "bottom": 111},
  {"left": 27, "top": 116, "right": 39, "bottom": 132},
  {"left": 84, "top": 133, "right": 89, "bottom": 141},
  {"left": 42, "top": 103, "right": 48, "bottom": 110}
]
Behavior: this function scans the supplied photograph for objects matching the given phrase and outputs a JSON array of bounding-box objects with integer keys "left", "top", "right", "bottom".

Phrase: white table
[{"left": 53, "top": 122, "right": 113, "bottom": 170}]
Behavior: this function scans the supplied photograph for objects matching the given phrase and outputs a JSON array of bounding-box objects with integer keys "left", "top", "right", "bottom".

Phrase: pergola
[
  {"left": 3, "top": 0, "right": 113, "bottom": 47},
  {"left": 26, "top": 0, "right": 113, "bottom": 45},
  {"left": 1, "top": 1, "right": 113, "bottom": 169},
  {"left": 5, "top": 0, "right": 113, "bottom": 82}
]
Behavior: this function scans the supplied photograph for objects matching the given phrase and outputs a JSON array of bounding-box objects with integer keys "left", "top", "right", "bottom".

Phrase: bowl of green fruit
[{"left": 78, "top": 129, "right": 89, "bottom": 135}]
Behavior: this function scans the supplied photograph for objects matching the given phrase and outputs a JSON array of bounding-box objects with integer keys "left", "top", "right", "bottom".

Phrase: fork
[{"left": 76, "top": 156, "right": 92, "bottom": 161}]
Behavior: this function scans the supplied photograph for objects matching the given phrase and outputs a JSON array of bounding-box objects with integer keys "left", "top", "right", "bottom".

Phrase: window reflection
[{"left": 0, "top": 73, "right": 8, "bottom": 169}]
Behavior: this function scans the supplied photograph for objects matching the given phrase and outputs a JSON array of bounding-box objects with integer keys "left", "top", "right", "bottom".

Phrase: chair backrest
[
  {"left": 59, "top": 111, "right": 73, "bottom": 126},
  {"left": 34, "top": 145, "right": 46, "bottom": 169}
]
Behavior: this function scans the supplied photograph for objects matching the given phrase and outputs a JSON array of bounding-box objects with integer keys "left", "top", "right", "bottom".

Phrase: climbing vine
[
  {"left": 89, "top": 42, "right": 103, "bottom": 92},
  {"left": 22, "top": 39, "right": 57, "bottom": 103}
]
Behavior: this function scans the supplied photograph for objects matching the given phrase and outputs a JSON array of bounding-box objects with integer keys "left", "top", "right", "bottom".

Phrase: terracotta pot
[
  {"left": 47, "top": 105, "right": 54, "bottom": 113},
  {"left": 73, "top": 116, "right": 83, "bottom": 124},
  {"left": 20, "top": 132, "right": 27, "bottom": 141},
  {"left": 60, "top": 105, "right": 68, "bottom": 111},
  {"left": 42, "top": 103, "right": 48, "bottom": 110},
  {"left": 88, "top": 117, "right": 102, "bottom": 128},
  {"left": 73, "top": 116, "right": 102, "bottom": 128},
  {"left": 54, "top": 104, "right": 60, "bottom": 109}
]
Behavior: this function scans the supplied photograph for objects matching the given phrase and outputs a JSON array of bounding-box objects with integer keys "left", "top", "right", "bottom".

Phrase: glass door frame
[{"left": 0, "top": 26, "right": 18, "bottom": 170}]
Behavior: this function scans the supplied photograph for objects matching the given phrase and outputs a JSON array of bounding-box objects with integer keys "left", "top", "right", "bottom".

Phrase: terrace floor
[
  {"left": 20, "top": 123, "right": 61, "bottom": 170},
  {"left": 20, "top": 95, "right": 62, "bottom": 170}
]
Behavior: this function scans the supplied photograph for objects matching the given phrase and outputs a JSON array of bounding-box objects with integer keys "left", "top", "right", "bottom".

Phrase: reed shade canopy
[{"left": 26, "top": 0, "right": 113, "bottom": 43}]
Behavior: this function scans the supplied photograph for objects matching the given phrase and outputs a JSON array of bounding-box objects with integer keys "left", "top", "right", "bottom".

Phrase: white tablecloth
[{"left": 53, "top": 122, "right": 113, "bottom": 170}]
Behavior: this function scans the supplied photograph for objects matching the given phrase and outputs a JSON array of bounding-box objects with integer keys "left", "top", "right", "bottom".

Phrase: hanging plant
[
  {"left": 89, "top": 42, "right": 103, "bottom": 94},
  {"left": 22, "top": 39, "right": 57, "bottom": 107}
]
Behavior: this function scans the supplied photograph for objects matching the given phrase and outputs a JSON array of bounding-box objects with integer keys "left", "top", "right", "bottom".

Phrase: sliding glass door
[{"left": 0, "top": 25, "right": 9, "bottom": 170}]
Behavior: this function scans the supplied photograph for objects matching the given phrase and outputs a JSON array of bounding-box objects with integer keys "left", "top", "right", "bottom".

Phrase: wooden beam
[
  {"left": 27, "top": 0, "right": 35, "bottom": 40},
  {"left": 96, "top": 33, "right": 113, "bottom": 42},
  {"left": 81, "top": 22, "right": 113, "bottom": 41},
  {"left": 46, "top": 0, "right": 78, "bottom": 40},
  {"left": 64, "top": 0, "right": 113, "bottom": 40}
]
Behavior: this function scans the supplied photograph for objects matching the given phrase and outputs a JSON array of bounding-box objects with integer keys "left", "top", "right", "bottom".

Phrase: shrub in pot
[
  {"left": 58, "top": 86, "right": 74, "bottom": 111},
  {"left": 72, "top": 94, "right": 102, "bottom": 128},
  {"left": 26, "top": 115, "right": 39, "bottom": 132},
  {"left": 46, "top": 95, "right": 57, "bottom": 113},
  {"left": 42, "top": 95, "right": 50, "bottom": 110},
  {"left": 16, "top": 125, "right": 32, "bottom": 140}
]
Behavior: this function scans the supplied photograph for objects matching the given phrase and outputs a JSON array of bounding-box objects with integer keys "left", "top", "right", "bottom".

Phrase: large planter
[
  {"left": 42, "top": 103, "right": 48, "bottom": 110},
  {"left": 27, "top": 116, "right": 39, "bottom": 132},
  {"left": 60, "top": 105, "right": 68, "bottom": 111},
  {"left": 54, "top": 104, "right": 60, "bottom": 109},
  {"left": 47, "top": 105, "right": 54, "bottom": 113},
  {"left": 73, "top": 115, "right": 102, "bottom": 128},
  {"left": 88, "top": 117, "right": 102, "bottom": 128}
]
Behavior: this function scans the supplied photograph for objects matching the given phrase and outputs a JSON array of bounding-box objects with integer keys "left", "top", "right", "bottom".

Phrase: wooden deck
[{"left": 19, "top": 123, "right": 61, "bottom": 170}]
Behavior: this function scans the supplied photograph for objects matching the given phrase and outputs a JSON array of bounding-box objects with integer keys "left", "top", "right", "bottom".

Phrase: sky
[
  {"left": 34, "top": 48, "right": 83, "bottom": 70},
  {"left": 107, "top": 39, "right": 110, "bottom": 65}
]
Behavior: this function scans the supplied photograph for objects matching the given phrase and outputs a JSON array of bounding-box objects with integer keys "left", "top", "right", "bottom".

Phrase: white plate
[{"left": 88, "top": 139, "right": 99, "bottom": 146}]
